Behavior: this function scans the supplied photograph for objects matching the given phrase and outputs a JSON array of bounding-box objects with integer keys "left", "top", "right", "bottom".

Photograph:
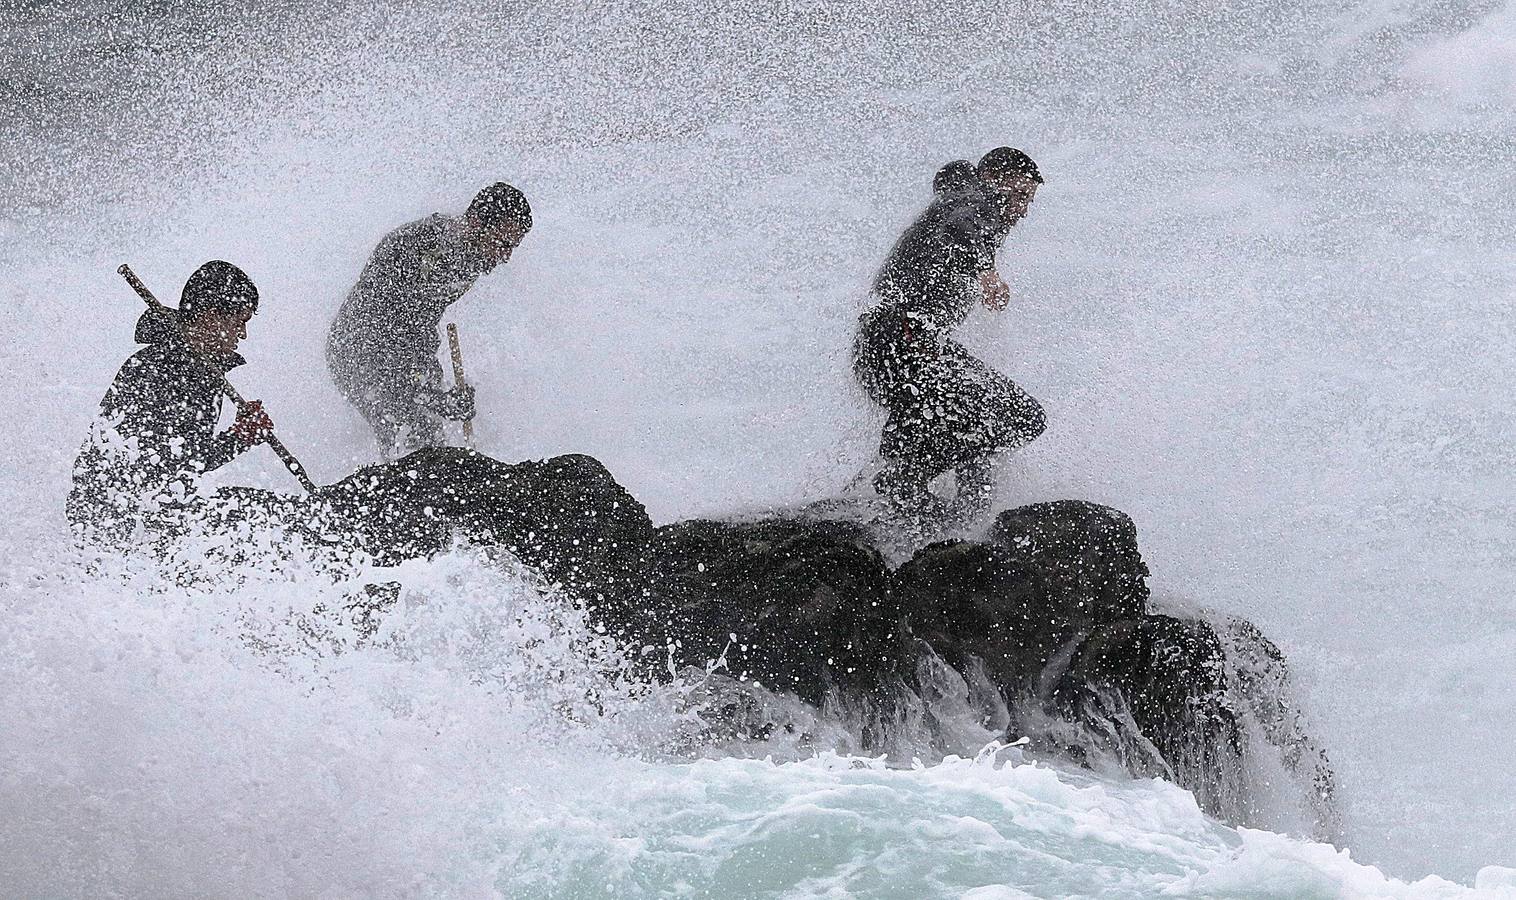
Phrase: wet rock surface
[
  {"left": 320, "top": 447, "right": 655, "bottom": 607},
  {"left": 641, "top": 517, "right": 904, "bottom": 705},
  {"left": 221, "top": 448, "right": 1331, "bottom": 832}
]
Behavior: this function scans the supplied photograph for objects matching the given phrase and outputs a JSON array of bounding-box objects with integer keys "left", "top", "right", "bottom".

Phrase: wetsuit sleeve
[
  {"left": 401, "top": 350, "right": 448, "bottom": 398},
  {"left": 377, "top": 219, "right": 450, "bottom": 291},
  {"left": 939, "top": 195, "right": 1001, "bottom": 275},
  {"left": 154, "top": 380, "right": 251, "bottom": 476},
  {"left": 199, "top": 428, "right": 252, "bottom": 473},
  {"left": 370, "top": 230, "right": 420, "bottom": 290}
]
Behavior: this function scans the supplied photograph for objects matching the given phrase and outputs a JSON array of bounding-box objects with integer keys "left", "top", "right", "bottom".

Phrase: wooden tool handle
[{"left": 446, "top": 322, "right": 474, "bottom": 444}]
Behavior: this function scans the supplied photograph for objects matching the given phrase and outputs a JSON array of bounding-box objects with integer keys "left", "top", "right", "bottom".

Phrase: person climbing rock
[
  {"left": 853, "top": 146, "right": 1047, "bottom": 526},
  {"left": 327, "top": 182, "right": 532, "bottom": 457},
  {"left": 68, "top": 260, "right": 275, "bottom": 542}
]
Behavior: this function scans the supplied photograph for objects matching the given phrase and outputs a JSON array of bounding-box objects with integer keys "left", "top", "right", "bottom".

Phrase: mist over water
[{"left": 4, "top": 0, "right": 1515, "bottom": 893}]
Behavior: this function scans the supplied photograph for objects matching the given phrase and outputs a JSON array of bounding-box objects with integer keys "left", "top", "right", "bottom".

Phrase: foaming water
[
  {"left": 0, "top": 544, "right": 691, "bottom": 896},
  {"left": 0, "top": 543, "right": 1497, "bottom": 897},
  {"left": 4, "top": 0, "right": 1515, "bottom": 890},
  {"left": 487, "top": 751, "right": 1503, "bottom": 899}
]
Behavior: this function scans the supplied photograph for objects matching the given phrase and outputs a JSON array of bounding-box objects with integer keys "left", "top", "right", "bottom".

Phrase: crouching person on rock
[
  {"left": 326, "top": 182, "right": 533, "bottom": 458},
  {"left": 67, "top": 261, "right": 278, "bottom": 546},
  {"left": 854, "top": 147, "right": 1048, "bottom": 528}
]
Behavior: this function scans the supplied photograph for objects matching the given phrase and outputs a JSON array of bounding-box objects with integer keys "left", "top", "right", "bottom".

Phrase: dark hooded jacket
[
  {"left": 67, "top": 310, "right": 255, "bottom": 535},
  {"left": 871, "top": 161, "right": 1010, "bottom": 333},
  {"left": 852, "top": 162, "right": 1046, "bottom": 480},
  {"left": 326, "top": 214, "right": 493, "bottom": 400}
]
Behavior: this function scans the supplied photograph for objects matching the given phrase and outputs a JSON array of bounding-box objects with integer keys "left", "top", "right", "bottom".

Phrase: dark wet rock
[
  {"left": 1033, "top": 612, "right": 1338, "bottom": 838},
  {"left": 640, "top": 517, "right": 903, "bottom": 705},
  {"left": 889, "top": 500, "right": 1152, "bottom": 704},
  {"left": 987, "top": 499, "right": 1149, "bottom": 624},
  {"left": 1049, "top": 614, "right": 1243, "bottom": 808},
  {"left": 876, "top": 503, "right": 1334, "bottom": 830},
  {"left": 1220, "top": 616, "right": 1340, "bottom": 839},
  {"left": 209, "top": 449, "right": 1327, "bottom": 831},
  {"left": 319, "top": 447, "right": 655, "bottom": 608},
  {"left": 891, "top": 539, "right": 1051, "bottom": 689}
]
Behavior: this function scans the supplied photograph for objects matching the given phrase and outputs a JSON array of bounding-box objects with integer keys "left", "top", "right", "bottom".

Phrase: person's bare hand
[
  {"left": 231, "top": 400, "right": 275, "bottom": 446},
  {"left": 981, "top": 271, "right": 1010, "bottom": 311}
]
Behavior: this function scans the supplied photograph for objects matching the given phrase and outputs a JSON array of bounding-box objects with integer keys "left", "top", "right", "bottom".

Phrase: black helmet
[
  {"left": 467, "top": 182, "right": 533, "bottom": 232},
  {"left": 180, "top": 260, "right": 258, "bottom": 318},
  {"left": 977, "top": 147, "right": 1043, "bottom": 185}
]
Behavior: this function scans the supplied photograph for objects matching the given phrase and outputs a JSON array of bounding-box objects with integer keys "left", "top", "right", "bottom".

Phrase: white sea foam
[
  {"left": 0, "top": 549, "right": 1498, "bottom": 898},
  {"left": 3, "top": 0, "right": 1514, "bottom": 892}
]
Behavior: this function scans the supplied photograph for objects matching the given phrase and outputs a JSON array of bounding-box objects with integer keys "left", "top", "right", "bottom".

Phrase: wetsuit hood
[
  {"left": 134, "top": 308, "right": 181, "bottom": 344},
  {"left": 933, "top": 160, "right": 979, "bottom": 195}
]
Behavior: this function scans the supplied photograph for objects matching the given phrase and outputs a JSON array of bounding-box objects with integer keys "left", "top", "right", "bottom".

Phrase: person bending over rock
[
  {"left": 854, "top": 147, "right": 1047, "bottom": 525},
  {"left": 327, "top": 182, "right": 532, "bottom": 458},
  {"left": 68, "top": 261, "right": 276, "bottom": 544}
]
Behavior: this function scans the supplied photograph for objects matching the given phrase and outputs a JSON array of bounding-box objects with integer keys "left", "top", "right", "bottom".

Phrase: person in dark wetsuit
[
  {"left": 327, "top": 182, "right": 532, "bottom": 458},
  {"left": 854, "top": 146, "right": 1047, "bottom": 524},
  {"left": 68, "top": 261, "right": 276, "bottom": 543}
]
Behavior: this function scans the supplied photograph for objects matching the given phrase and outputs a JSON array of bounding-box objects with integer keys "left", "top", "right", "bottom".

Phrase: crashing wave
[{"left": 88, "top": 446, "right": 1339, "bottom": 840}]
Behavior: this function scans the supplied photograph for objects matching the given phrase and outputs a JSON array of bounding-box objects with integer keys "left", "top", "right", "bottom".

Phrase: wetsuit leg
[
  {"left": 930, "top": 341, "right": 1045, "bottom": 524},
  {"left": 382, "top": 396, "right": 444, "bottom": 457},
  {"left": 876, "top": 338, "right": 1045, "bottom": 524},
  {"left": 854, "top": 309, "right": 952, "bottom": 519},
  {"left": 340, "top": 377, "right": 443, "bottom": 459},
  {"left": 945, "top": 345, "right": 1045, "bottom": 455},
  {"left": 951, "top": 454, "right": 998, "bottom": 522}
]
